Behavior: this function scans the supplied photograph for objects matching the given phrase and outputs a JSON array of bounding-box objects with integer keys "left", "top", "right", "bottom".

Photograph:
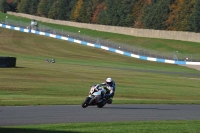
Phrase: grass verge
[{"left": 1, "top": 120, "right": 200, "bottom": 133}]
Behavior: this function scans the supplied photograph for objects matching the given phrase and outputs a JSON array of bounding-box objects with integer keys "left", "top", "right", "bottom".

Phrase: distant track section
[{"left": 0, "top": 23, "right": 200, "bottom": 65}]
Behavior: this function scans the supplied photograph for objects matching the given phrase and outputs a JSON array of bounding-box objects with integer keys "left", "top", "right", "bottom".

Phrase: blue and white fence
[{"left": 0, "top": 23, "right": 200, "bottom": 65}]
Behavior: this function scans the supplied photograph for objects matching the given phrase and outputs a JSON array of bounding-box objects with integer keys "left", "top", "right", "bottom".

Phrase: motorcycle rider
[{"left": 99, "top": 77, "right": 116, "bottom": 104}]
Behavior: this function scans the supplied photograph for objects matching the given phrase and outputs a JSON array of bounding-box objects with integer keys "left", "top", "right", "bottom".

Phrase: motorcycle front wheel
[{"left": 81, "top": 97, "right": 91, "bottom": 108}]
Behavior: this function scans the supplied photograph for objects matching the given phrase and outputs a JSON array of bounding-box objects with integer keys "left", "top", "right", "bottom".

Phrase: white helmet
[{"left": 106, "top": 78, "right": 113, "bottom": 85}]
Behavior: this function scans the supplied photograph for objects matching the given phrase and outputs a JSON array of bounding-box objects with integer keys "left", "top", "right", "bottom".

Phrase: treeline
[{"left": 1, "top": 0, "right": 200, "bottom": 32}]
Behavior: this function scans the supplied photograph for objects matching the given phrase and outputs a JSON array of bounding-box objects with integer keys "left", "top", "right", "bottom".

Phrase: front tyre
[{"left": 82, "top": 97, "right": 91, "bottom": 108}]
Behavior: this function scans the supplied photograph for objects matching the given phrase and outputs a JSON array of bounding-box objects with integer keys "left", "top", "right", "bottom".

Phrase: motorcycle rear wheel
[{"left": 82, "top": 97, "right": 91, "bottom": 108}]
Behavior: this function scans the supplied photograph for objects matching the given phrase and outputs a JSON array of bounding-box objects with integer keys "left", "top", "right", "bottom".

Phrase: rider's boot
[{"left": 107, "top": 98, "right": 112, "bottom": 104}]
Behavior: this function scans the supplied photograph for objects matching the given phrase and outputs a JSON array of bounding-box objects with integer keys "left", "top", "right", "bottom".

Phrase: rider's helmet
[{"left": 106, "top": 77, "right": 113, "bottom": 86}]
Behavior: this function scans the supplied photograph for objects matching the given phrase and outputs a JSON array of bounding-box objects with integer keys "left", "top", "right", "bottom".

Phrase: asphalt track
[{"left": 1, "top": 104, "right": 200, "bottom": 126}]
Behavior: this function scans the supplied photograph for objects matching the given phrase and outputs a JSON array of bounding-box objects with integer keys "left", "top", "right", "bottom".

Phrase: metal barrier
[{"left": 0, "top": 18, "right": 199, "bottom": 62}]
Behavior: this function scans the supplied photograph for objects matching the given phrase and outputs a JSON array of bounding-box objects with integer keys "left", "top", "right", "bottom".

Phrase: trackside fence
[{"left": 0, "top": 18, "right": 199, "bottom": 62}]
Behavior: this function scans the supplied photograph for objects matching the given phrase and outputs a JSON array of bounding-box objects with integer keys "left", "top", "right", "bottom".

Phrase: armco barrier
[{"left": 0, "top": 23, "right": 200, "bottom": 65}]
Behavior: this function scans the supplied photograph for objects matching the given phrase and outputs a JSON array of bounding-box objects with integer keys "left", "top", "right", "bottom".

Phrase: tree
[
  {"left": 77, "top": 0, "right": 89, "bottom": 22},
  {"left": 38, "top": 0, "right": 56, "bottom": 17},
  {"left": 164, "top": 0, "right": 183, "bottom": 30},
  {"left": 88, "top": 0, "right": 100, "bottom": 20},
  {"left": 142, "top": 0, "right": 173, "bottom": 30},
  {"left": 98, "top": 0, "right": 134, "bottom": 27},
  {"left": 7, "top": 0, "right": 17, "bottom": 12},
  {"left": 48, "top": 0, "right": 59, "bottom": 19},
  {"left": 48, "top": 0, "right": 77, "bottom": 20},
  {"left": 78, "top": 0, "right": 99, "bottom": 23},
  {"left": 17, "top": 0, "right": 39, "bottom": 15},
  {"left": 29, "top": 0, "right": 39, "bottom": 15},
  {"left": 38, "top": 0, "right": 49, "bottom": 17},
  {"left": 65, "top": 0, "right": 77, "bottom": 20},
  {"left": 70, "top": 0, "right": 83, "bottom": 21},
  {"left": 92, "top": 1, "right": 105, "bottom": 23},
  {"left": 150, "top": 0, "right": 159, "bottom": 5},
  {"left": 117, "top": 0, "right": 134, "bottom": 26},
  {"left": 170, "top": 0, "right": 195, "bottom": 31},
  {"left": 12, "top": 0, "right": 21, "bottom": 12},
  {"left": 132, "top": 0, "right": 145, "bottom": 28},
  {"left": 17, "top": 0, "right": 30, "bottom": 13},
  {"left": 189, "top": 0, "right": 200, "bottom": 32},
  {"left": 0, "top": 0, "right": 9, "bottom": 13}
]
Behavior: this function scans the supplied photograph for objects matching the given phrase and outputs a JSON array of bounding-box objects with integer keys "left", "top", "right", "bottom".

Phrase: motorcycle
[{"left": 82, "top": 84, "right": 107, "bottom": 108}]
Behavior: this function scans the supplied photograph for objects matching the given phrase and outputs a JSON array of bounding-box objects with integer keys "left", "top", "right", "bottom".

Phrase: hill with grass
[{"left": 0, "top": 26, "right": 200, "bottom": 106}]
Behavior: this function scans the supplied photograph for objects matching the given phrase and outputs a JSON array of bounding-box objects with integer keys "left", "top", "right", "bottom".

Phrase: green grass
[
  {"left": 1, "top": 120, "right": 200, "bottom": 133},
  {"left": 1, "top": 12, "right": 200, "bottom": 54},
  {"left": 0, "top": 27, "right": 200, "bottom": 106}
]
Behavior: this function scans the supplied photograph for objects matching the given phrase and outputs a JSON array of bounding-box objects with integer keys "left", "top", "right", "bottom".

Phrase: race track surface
[{"left": 1, "top": 104, "right": 200, "bottom": 126}]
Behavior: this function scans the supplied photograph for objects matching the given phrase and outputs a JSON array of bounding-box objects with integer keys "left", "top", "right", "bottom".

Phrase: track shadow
[
  {"left": 104, "top": 106, "right": 179, "bottom": 110},
  {"left": 0, "top": 128, "right": 81, "bottom": 133}
]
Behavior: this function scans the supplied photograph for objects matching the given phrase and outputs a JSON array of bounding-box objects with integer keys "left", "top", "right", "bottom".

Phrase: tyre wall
[{"left": 0, "top": 56, "right": 16, "bottom": 67}]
